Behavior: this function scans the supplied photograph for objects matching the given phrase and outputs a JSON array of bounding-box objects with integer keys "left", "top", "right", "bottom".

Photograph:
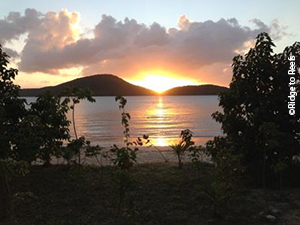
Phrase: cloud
[
  {"left": 0, "top": 9, "right": 287, "bottom": 85},
  {"left": 0, "top": 8, "right": 41, "bottom": 44},
  {"left": 3, "top": 47, "right": 19, "bottom": 58}
]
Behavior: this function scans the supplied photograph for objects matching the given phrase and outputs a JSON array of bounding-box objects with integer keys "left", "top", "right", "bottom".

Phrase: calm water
[{"left": 26, "top": 96, "right": 222, "bottom": 147}]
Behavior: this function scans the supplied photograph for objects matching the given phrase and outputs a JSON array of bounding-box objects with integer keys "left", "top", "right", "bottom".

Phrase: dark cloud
[
  {"left": 0, "top": 8, "right": 41, "bottom": 44},
  {"left": 3, "top": 47, "right": 19, "bottom": 58},
  {"left": 0, "top": 9, "right": 287, "bottom": 82}
]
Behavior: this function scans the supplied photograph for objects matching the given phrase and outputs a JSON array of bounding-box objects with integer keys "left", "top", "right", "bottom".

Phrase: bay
[{"left": 26, "top": 96, "right": 222, "bottom": 147}]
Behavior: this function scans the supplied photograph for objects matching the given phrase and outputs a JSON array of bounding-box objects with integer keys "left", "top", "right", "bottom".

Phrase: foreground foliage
[{"left": 212, "top": 33, "right": 300, "bottom": 185}]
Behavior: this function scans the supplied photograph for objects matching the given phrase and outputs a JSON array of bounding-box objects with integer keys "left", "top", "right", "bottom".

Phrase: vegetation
[
  {"left": 204, "top": 137, "right": 245, "bottom": 216},
  {"left": 170, "top": 129, "right": 194, "bottom": 169},
  {"left": 0, "top": 45, "right": 27, "bottom": 160},
  {"left": 0, "top": 45, "right": 99, "bottom": 220},
  {"left": 1, "top": 32, "right": 300, "bottom": 224},
  {"left": 30, "top": 92, "right": 70, "bottom": 165},
  {"left": 62, "top": 87, "right": 95, "bottom": 165},
  {"left": 110, "top": 96, "right": 143, "bottom": 222},
  {"left": 212, "top": 33, "right": 300, "bottom": 185},
  {"left": 3, "top": 163, "right": 300, "bottom": 225}
]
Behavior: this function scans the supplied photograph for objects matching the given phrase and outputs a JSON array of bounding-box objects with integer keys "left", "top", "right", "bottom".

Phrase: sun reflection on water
[
  {"left": 153, "top": 137, "right": 169, "bottom": 147},
  {"left": 145, "top": 96, "right": 178, "bottom": 146}
]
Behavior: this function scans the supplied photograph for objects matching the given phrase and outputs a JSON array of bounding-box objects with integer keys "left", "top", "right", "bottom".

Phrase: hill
[
  {"left": 20, "top": 74, "right": 156, "bottom": 96},
  {"left": 163, "top": 84, "right": 228, "bottom": 96},
  {"left": 20, "top": 74, "right": 228, "bottom": 96}
]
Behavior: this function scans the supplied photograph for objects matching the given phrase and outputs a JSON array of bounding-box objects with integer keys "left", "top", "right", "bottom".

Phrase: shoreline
[{"left": 34, "top": 146, "right": 211, "bottom": 166}]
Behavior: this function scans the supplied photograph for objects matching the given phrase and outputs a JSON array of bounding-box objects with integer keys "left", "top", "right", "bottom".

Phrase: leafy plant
[
  {"left": 201, "top": 137, "right": 245, "bottom": 216},
  {"left": 188, "top": 145, "right": 206, "bottom": 172},
  {"left": 212, "top": 33, "right": 300, "bottom": 183},
  {"left": 11, "top": 115, "right": 44, "bottom": 164},
  {"left": 259, "top": 122, "right": 285, "bottom": 211},
  {"left": 110, "top": 96, "right": 143, "bottom": 222},
  {"left": 30, "top": 92, "right": 70, "bottom": 165},
  {"left": 62, "top": 87, "right": 95, "bottom": 165},
  {"left": 85, "top": 142, "right": 107, "bottom": 181},
  {"left": 111, "top": 96, "right": 138, "bottom": 170},
  {"left": 63, "top": 136, "right": 87, "bottom": 167},
  {"left": 0, "top": 45, "right": 27, "bottom": 160},
  {"left": 85, "top": 142, "right": 104, "bottom": 166},
  {"left": 169, "top": 129, "right": 194, "bottom": 169}
]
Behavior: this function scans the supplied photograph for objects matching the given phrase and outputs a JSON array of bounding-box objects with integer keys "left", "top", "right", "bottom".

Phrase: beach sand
[{"left": 38, "top": 146, "right": 211, "bottom": 166}]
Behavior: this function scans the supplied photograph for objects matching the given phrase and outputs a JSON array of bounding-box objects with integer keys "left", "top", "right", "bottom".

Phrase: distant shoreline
[
  {"left": 19, "top": 74, "right": 228, "bottom": 97},
  {"left": 21, "top": 94, "right": 221, "bottom": 97}
]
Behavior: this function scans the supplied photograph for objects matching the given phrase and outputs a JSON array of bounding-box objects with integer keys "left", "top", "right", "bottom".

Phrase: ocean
[{"left": 25, "top": 96, "right": 222, "bottom": 147}]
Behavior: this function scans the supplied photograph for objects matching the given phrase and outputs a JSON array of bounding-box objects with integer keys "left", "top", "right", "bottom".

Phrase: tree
[
  {"left": 212, "top": 33, "right": 300, "bottom": 182},
  {"left": 0, "top": 46, "right": 70, "bottom": 165},
  {"left": 0, "top": 45, "right": 27, "bottom": 159},
  {"left": 11, "top": 115, "right": 44, "bottom": 163},
  {"left": 30, "top": 92, "right": 70, "bottom": 165},
  {"left": 0, "top": 45, "right": 43, "bottom": 163}
]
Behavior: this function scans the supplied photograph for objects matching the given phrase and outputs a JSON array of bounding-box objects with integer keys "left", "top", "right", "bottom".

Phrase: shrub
[
  {"left": 170, "top": 129, "right": 194, "bottom": 169},
  {"left": 199, "top": 137, "right": 245, "bottom": 216},
  {"left": 212, "top": 33, "right": 300, "bottom": 184}
]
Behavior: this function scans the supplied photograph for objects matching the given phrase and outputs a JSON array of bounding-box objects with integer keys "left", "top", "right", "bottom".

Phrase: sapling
[
  {"left": 170, "top": 129, "right": 194, "bottom": 169},
  {"left": 203, "top": 138, "right": 245, "bottom": 217},
  {"left": 62, "top": 87, "right": 95, "bottom": 165},
  {"left": 111, "top": 96, "right": 142, "bottom": 222},
  {"left": 85, "top": 142, "right": 105, "bottom": 181}
]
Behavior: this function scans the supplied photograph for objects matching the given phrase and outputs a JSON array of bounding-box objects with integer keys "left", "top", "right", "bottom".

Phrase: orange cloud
[{"left": 0, "top": 9, "right": 287, "bottom": 87}]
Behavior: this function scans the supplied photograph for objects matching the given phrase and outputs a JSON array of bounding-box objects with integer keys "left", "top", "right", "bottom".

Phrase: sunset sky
[{"left": 1, "top": 0, "right": 299, "bottom": 91}]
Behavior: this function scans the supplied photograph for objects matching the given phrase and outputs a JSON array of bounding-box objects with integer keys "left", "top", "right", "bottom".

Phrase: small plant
[
  {"left": 188, "top": 145, "right": 206, "bottom": 172},
  {"left": 170, "top": 129, "right": 194, "bottom": 169},
  {"left": 111, "top": 96, "right": 142, "bottom": 222},
  {"left": 63, "top": 136, "right": 87, "bottom": 167},
  {"left": 111, "top": 96, "right": 139, "bottom": 170},
  {"left": 62, "top": 87, "right": 95, "bottom": 165},
  {"left": 201, "top": 137, "right": 245, "bottom": 216},
  {"left": 85, "top": 142, "right": 104, "bottom": 166},
  {"left": 85, "top": 142, "right": 106, "bottom": 181}
]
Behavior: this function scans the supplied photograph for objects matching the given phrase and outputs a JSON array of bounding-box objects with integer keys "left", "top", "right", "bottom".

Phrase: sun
[{"left": 131, "top": 72, "right": 197, "bottom": 93}]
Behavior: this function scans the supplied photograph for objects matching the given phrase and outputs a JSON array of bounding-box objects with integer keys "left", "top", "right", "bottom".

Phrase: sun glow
[{"left": 131, "top": 72, "right": 197, "bottom": 93}]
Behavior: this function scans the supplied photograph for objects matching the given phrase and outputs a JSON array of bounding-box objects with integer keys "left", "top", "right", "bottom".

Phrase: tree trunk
[
  {"left": 178, "top": 155, "right": 182, "bottom": 169},
  {"left": 72, "top": 102, "right": 81, "bottom": 165}
]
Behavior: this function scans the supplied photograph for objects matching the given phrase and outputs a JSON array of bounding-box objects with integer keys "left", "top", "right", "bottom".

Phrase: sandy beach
[{"left": 36, "top": 146, "right": 211, "bottom": 166}]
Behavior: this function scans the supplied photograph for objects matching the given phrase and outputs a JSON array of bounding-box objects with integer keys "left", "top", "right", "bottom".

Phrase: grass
[{"left": 4, "top": 162, "right": 300, "bottom": 225}]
